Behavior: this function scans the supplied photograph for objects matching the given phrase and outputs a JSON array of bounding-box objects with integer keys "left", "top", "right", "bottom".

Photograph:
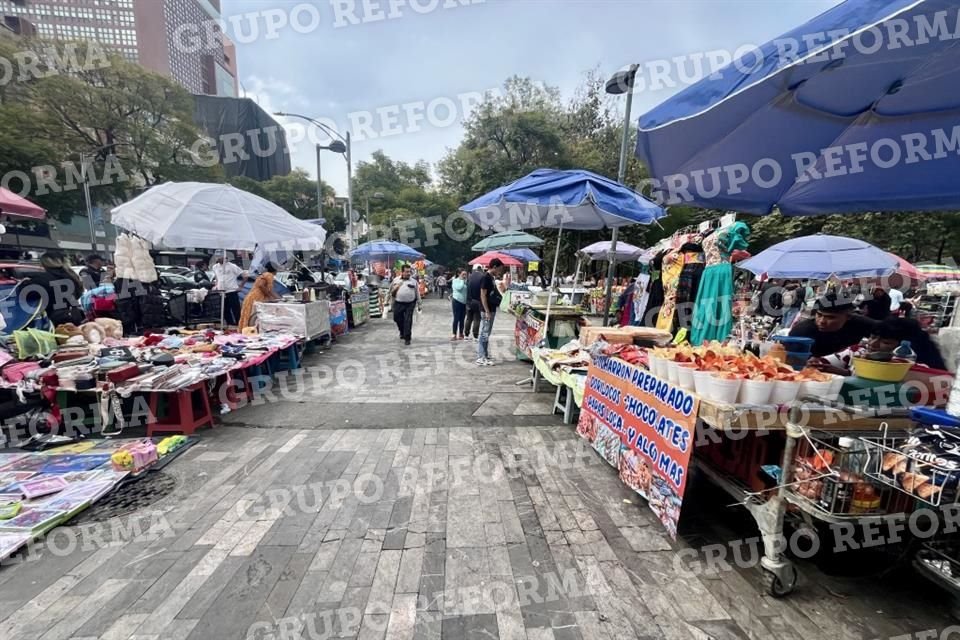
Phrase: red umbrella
[
  {"left": 469, "top": 251, "right": 522, "bottom": 267},
  {"left": 0, "top": 188, "right": 45, "bottom": 219}
]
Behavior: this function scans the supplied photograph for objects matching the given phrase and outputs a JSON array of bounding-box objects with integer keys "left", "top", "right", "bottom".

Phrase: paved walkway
[{"left": 0, "top": 298, "right": 954, "bottom": 639}]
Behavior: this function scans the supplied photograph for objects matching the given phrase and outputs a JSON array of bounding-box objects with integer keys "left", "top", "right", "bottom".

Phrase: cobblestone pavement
[{"left": 0, "top": 298, "right": 954, "bottom": 639}]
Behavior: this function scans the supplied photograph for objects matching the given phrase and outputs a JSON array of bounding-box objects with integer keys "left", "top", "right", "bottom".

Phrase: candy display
[{"left": 879, "top": 425, "right": 960, "bottom": 502}]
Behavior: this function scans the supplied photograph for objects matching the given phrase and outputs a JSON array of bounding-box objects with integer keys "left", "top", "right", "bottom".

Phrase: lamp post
[
  {"left": 603, "top": 63, "right": 639, "bottom": 326},
  {"left": 81, "top": 142, "right": 131, "bottom": 253},
  {"left": 275, "top": 112, "right": 352, "bottom": 244},
  {"left": 363, "top": 191, "right": 385, "bottom": 235}
]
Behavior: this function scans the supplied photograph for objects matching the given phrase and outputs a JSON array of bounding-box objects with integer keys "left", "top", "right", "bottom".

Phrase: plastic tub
[
  {"left": 676, "top": 364, "right": 697, "bottom": 391},
  {"left": 772, "top": 335, "right": 815, "bottom": 355},
  {"left": 692, "top": 370, "right": 713, "bottom": 397},
  {"left": 706, "top": 375, "right": 742, "bottom": 404},
  {"left": 786, "top": 351, "right": 811, "bottom": 371},
  {"left": 770, "top": 379, "right": 801, "bottom": 404},
  {"left": 852, "top": 357, "right": 912, "bottom": 383},
  {"left": 738, "top": 378, "right": 774, "bottom": 405}
]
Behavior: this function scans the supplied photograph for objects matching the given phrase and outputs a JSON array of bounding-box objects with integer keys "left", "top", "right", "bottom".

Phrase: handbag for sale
[
  {"left": 1, "top": 361, "right": 41, "bottom": 383},
  {"left": 92, "top": 293, "right": 117, "bottom": 313}
]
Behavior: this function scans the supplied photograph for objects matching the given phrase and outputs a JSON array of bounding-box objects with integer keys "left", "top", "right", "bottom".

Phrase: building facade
[{"left": 0, "top": 0, "right": 237, "bottom": 96}]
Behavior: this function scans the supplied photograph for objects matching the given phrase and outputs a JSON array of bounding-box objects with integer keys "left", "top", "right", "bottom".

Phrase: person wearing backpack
[{"left": 474, "top": 259, "right": 505, "bottom": 366}]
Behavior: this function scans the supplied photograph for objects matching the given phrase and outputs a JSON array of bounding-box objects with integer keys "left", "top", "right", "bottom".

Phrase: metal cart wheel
[{"left": 762, "top": 564, "right": 798, "bottom": 598}]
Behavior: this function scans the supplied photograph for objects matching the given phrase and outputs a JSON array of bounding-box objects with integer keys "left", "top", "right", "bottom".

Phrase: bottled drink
[{"left": 893, "top": 340, "right": 917, "bottom": 363}]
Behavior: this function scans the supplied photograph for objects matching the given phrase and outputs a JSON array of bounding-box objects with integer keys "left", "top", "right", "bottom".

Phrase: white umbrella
[
  {"left": 112, "top": 182, "right": 327, "bottom": 328},
  {"left": 111, "top": 182, "right": 326, "bottom": 251}
]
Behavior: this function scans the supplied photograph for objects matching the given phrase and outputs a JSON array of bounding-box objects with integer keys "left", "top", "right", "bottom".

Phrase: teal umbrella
[{"left": 471, "top": 230, "right": 544, "bottom": 252}]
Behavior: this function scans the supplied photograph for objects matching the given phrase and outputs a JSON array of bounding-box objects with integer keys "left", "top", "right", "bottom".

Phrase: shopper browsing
[
  {"left": 451, "top": 269, "right": 468, "bottom": 341},
  {"left": 213, "top": 255, "right": 248, "bottom": 327},
  {"left": 391, "top": 264, "right": 421, "bottom": 346},
  {"left": 474, "top": 258, "right": 505, "bottom": 366}
]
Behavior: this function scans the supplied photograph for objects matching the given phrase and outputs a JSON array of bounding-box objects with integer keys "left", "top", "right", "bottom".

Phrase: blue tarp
[
  {"left": 636, "top": 0, "right": 960, "bottom": 215},
  {"left": 459, "top": 168, "right": 665, "bottom": 230}
]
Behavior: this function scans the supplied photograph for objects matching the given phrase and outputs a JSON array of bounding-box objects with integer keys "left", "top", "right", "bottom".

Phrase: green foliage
[{"left": 0, "top": 38, "right": 223, "bottom": 221}]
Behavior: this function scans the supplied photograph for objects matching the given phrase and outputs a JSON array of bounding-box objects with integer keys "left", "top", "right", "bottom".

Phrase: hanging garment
[
  {"left": 675, "top": 262, "right": 705, "bottom": 330},
  {"left": 691, "top": 222, "right": 751, "bottom": 345},
  {"left": 656, "top": 250, "right": 685, "bottom": 331},
  {"left": 632, "top": 273, "right": 651, "bottom": 326},
  {"left": 644, "top": 252, "right": 666, "bottom": 327}
]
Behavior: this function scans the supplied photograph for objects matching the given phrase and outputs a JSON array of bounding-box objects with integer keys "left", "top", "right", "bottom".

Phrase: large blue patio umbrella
[
  {"left": 636, "top": 0, "right": 960, "bottom": 215},
  {"left": 350, "top": 240, "right": 424, "bottom": 261},
  {"left": 460, "top": 168, "right": 665, "bottom": 328},
  {"left": 501, "top": 248, "right": 541, "bottom": 263},
  {"left": 738, "top": 234, "right": 898, "bottom": 279}
]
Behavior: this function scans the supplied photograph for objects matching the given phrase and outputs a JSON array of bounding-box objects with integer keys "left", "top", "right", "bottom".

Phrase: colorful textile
[{"left": 691, "top": 222, "right": 750, "bottom": 344}]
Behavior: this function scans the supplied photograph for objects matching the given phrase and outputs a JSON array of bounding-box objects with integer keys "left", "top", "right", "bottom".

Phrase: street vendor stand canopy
[
  {"left": 501, "top": 248, "right": 541, "bottom": 263},
  {"left": 0, "top": 188, "right": 45, "bottom": 220},
  {"left": 469, "top": 251, "right": 523, "bottom": 268},
  {"left": 635, "top": 0, "right": 960, "bottom": 215},
  {"left": 738, "top": 234, "right": 898, "bottom": 279},
  {"left": 471, "top": 230, "right": 544, "bottom": 251},
  {"left": 111, "top": 182, "right": 326, "bottom": 251},
  {"left": 580, "top": 240, "right": 644, "bottom": 263},
  {"left": 350, "top": 240, "right": 423, "bottom": 261},
  {"left": 915, "top": 263, "right": 960, "bottom": 281},
  {"left": 459, "top": 168, "right": 665, "bottom": 336}
]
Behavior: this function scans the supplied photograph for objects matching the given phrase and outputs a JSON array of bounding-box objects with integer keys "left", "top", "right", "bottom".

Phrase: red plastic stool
[{"left": 147, "top": 381, "right": 214, "bottom": 436}]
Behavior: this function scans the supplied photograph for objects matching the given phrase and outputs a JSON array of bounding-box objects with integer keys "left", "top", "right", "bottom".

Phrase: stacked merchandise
[
  {"left": 113, "top": 234, "right": 165, "bottom": 335},
  {"left": 0, "top": 436, "right": 190, "bottom": 560}
]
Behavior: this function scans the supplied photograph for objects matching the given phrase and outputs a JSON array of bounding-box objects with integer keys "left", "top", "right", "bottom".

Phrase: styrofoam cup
[
  {"left": 649, "top": 355, "right": 666, "bottom": 378},
  {"left": 692, "top": 370, "right": 713, "bottom": 397},
  {"left": 738, "top": 378, "right": 774, "bottom": 405},
  {"left": 665, "top": 360, "right": 680, "bottom": 384},
  {"left": 800, "top": 379, "right": 834, "bottom": 400},
  {"left": 676, "top": 364, "right": 696, "bottom": 391},
  {"left": 706, "top": 375, "right": 742, "bottom": 404},
  {"left": 770, "top": 379, "right": 801, "bottom": 405},
  {"left": 828, "top": 374, "right": 845, "bottom": 398}
]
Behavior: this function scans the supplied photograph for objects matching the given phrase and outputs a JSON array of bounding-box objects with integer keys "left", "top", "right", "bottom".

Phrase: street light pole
[
  {"left": 603, "top": 64, "right": 639, "bottom": 327},
  {"left": 345, "top": 131, "right": 353, "bottom": 248},
  {"left": 315, "top": 144, "right": 323, "bottom": 221},
  {"left": 81, "top": 152, "right": 97, "bottom": 252}
]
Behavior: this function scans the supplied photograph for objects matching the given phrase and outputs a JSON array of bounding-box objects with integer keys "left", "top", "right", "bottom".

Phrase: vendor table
[
  {"left": 255, "top": 300, "right": 331, "bottom": 342},
  {"left": 512, "top": 305, "right": 582, "bottom": 361},
  {"left": 530, "top": 347, "right": 586, "bottom": 424}
]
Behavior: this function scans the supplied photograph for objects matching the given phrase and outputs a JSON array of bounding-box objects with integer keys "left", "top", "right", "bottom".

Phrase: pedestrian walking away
[
  {"left": 465, "top": 265, "right": 485, "bottom": 341},
  {"left": 475, "top": 258, "right": 505, "bottom": 365},
  {"left": 390, "top": 264, "right": 421, "bottom": 345},
  {"left": 451, "top": 269, "right": 468, "bottom": 340}
]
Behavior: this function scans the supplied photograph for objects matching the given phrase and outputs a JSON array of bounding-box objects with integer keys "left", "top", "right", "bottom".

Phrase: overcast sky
[{"left": 221, "top": 0, "right": 839, "bottom": 196}]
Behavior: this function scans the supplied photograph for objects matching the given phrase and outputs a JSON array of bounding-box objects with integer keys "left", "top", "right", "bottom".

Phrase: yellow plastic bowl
[{"left": 852, "top": 356, "right": 913, "bottom": 382}]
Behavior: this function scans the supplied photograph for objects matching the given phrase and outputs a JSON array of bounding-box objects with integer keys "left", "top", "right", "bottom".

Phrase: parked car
[{"left": 158, "top": 273, "right": 208, "bottom": 292}]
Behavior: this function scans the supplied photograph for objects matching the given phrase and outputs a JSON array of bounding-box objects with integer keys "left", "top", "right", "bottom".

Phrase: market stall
[{"left": 0, "top": 434, "right": 195, "bottom": 561}]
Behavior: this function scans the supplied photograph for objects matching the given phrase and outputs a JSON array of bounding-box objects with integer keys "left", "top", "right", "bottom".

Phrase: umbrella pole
[
  {"left": 603, "top": 230, "right": 619, "bottom": 326},
  {"left": 543, "top": 220, "right": 563, "bottom": 347},
  {"left": 572, "top": 254, "right": 583, "bottom": 304},
  {"left": 220, "top": 248, "right": 226, "bottom": 330}
]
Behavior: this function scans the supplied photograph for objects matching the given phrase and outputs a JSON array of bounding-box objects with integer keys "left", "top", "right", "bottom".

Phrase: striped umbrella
[{"left": 915, "top": 263, "right": 960, "bottom": 281}]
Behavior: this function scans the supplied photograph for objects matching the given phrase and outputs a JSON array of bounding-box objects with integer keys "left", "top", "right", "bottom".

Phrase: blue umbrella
[
  {"left": 350, "top": 240, "right": 423, "bottom": 261},
  {"left": 636, "top": 0, "right": 960, "bottom": 215},
  {"left": 460, "top": 169, "right": 664, "bottom": 329},
  {"left": 460, "top": 168, "right": 665, "bottom": 230},
  {"left": 738, "top": 234, "right": 898, "bottom": 279},
  {"left": 501, "top": 248, "right": 541, "bottom": 262}
]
